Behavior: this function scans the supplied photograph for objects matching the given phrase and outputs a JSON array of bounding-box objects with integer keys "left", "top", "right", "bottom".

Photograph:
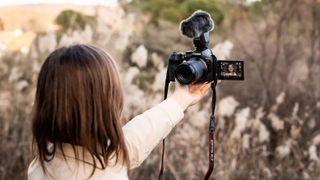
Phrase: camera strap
[
  {"left": 204, "top": 82, "right": 216, "bottom": 180},
  {"left": 158, "top": 79, "right": 170, "bottom": 180},
  {"left": 158, "top": 80, "right": 217, "bottom": 180}
]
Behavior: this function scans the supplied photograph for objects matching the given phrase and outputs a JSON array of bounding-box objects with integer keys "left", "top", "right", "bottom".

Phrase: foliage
[
  {"left": 55, "top": 10, "right": 95, "bottom": 32},
  {"left": 248, "top": 0, "right": 264, "bottom": 19},
  {"left": 128, "top": 0, "right": 225, "bottom": 25},
  {"left": 1, "top": 0, "right": 320, "bottom": 179}
]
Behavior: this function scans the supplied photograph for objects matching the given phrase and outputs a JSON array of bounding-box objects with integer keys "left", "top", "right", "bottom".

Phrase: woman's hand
[{"left": 171, "top": 81, "right": 219, "bottom": 110}]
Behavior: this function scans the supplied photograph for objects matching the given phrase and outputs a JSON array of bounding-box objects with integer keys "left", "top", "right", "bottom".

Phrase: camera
[{"left": 166, "top": 10, "right": 244, "bottom": 84}]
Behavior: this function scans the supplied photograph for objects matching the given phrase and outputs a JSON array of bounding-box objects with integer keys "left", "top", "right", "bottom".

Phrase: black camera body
[
  {"left": 167, "top": 32, "right": 218, "bottom": 84},
  {"left": 166, "top": 11, "right": 244, "bottom": 85}
]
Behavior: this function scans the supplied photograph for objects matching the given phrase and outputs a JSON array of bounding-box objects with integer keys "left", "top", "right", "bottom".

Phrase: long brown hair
[{"left": 31, "top": 44, "right": 129, "bottom": 176}]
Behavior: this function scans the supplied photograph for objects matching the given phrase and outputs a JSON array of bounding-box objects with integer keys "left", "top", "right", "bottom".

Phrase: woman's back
[
  {"left": 28, "top": 44, "right": 211, "bottom": 179},
  {"left": 28, "top": 144, "right": 128, "bottom": 180}
]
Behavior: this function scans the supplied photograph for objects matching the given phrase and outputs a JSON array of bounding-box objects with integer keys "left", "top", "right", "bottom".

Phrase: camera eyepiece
[{"left": 175, "top": 59, "right": 207, "bottom": 84}]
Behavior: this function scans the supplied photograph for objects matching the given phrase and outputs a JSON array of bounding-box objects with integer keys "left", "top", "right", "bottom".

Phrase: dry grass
[{"left": 1, "top": 3, "right": 320, "bottom": 180}]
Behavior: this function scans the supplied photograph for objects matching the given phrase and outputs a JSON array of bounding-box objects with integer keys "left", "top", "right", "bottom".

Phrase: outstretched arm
[{"left": 122, "top": 82, "right": 212, "bottom": 168}]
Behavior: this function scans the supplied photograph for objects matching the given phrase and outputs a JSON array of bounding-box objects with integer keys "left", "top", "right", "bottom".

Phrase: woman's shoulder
[
  {"left": 27, "top": 144, "right": 130, "bottom": 180},
  {"left": 28, "top": 158, "right": 45, "bottom": 180}
]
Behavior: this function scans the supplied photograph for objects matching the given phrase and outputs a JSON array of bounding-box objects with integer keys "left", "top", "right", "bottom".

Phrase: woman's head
[
  {"left": 227, "top": 63, "right": 235, "bottom": 73},
  {"left": 32, "top": 44, "right": 129, "bottom": 175}
]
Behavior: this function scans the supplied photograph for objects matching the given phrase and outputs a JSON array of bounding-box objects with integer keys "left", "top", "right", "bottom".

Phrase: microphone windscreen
[{"left": 180, "top": 10, "right": 214, "bottom": 38}]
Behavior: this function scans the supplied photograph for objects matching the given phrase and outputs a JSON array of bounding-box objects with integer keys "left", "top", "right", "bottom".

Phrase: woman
[
  {"left": 225, "top": 63, "right": 237, "bottom": 76},
  {"left": 28, "top": 44, "right": 212, "bottom": 179}
]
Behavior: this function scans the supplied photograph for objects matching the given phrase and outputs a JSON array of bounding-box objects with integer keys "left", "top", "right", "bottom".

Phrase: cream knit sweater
[{"left": 28, "top": 98, "right": 184, "bottom": 180}]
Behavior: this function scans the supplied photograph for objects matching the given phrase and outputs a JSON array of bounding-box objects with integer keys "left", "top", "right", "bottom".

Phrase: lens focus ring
[{"left": 175, "top": 58, "right": 207, "bottom": 84}]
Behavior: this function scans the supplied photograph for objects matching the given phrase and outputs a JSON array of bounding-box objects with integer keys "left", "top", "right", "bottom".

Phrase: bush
[
  {"left": 55, "top": 10, "right": 95, "bottom": 32},
  {"left": 128, "top": 0, "right": 224, "bottom": 25}
]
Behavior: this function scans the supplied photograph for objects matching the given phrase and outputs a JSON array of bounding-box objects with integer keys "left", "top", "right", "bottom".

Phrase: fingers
[
  {"left": 209, "top": 80, "right": 221, "bottom": 85},
  {"left": 200, "top": 83, "right": 211, "bottom": 94},
  {"left": 188, "top": 82, "right": 210, "bottom": 95},
  {"left": 190, "top": 80, "right": 221, "bottom": 94},
  {"left": 178, "top": 80, "right": 221, "bottom": 94},
  {"left": 171, "top": 80, "right": 220, "bottom": 109}
]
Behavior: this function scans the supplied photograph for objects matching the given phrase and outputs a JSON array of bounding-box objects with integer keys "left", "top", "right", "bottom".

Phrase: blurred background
[{"left": 0, "top": 0, "right": 320, "bottom": 179}]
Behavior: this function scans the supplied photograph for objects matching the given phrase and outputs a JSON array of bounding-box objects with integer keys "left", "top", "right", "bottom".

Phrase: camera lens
[{"left": 175, "top": 58, "right": 207, "bottom": 84}]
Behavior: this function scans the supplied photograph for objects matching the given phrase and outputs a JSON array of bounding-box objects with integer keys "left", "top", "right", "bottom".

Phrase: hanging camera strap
[
  {"left": 158, "top": 79, "right": 170, "bottom": 180},
  {"left": 158, "top": 79, "right": 217, "bottom": 180},
  {"left": 204, "top": 82, "right": 216, "bottom": 180}
]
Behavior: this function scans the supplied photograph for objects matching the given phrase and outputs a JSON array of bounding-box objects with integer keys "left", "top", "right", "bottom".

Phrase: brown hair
[{"left": 31, "top": 44, "right": 129, "bottom": 176}]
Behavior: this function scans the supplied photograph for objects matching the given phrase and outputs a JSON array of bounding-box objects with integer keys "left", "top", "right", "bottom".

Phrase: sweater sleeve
[{"left": 122, "top": 97, "right": 184, "bottom": 168}]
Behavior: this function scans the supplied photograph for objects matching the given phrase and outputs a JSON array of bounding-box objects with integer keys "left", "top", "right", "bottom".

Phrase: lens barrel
[{"left": 175, "top": 58, "right": 207, "bottom": 84}]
